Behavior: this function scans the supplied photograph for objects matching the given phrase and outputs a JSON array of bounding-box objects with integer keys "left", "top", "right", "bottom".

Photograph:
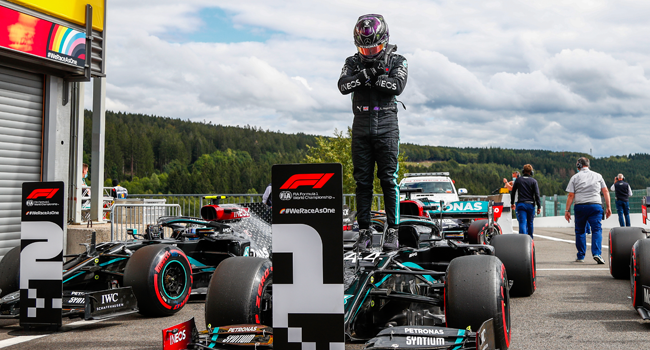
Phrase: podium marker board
[
  {"left": 20, "top": 182, "right": 64, "bottom": 327},
  {"left": 272, "top": 164, "right": 344, "bottom": 350}
]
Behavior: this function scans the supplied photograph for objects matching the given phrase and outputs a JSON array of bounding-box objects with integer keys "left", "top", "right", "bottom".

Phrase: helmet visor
[{"left": 357, "top": 43, "right": 385, "bottom": 58}]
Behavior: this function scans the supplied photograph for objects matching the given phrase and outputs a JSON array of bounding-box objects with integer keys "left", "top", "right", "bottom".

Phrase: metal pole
[
  {"left": 541, "top": 195, "right": 546, "bottom": 217},
  {"left": 90, "top": 77, "right": 106, "bottom": 222},
  {"left": 553, "top": 194, "right": 558, "bottom": 216}
]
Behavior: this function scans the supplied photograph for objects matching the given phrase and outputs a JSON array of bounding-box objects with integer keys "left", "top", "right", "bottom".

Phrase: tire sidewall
[
  {"left": 152, "top": 248, "right": 193, "bottom": 311},
  {"left": 445, "top": 256, "right": 510, "bottom": 350}
]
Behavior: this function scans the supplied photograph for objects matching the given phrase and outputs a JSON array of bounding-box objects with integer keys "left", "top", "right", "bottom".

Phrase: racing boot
[
  {"left": 354, "top": 229, "right": 373, "bottom": 251},
  {"left": 383, "top": 228, "right": 399, "bottom": 251}
]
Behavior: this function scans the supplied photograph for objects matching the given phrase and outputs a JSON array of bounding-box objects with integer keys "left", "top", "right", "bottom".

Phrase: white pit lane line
[
  {"left": 534, "top": 233, "right": 609, "bottom": 249},
  {"left": 0, "top": 319, "right": 104, "bottom": 349}
]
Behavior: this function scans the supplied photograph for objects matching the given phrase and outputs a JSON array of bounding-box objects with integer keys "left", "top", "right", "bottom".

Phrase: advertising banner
[
  {"left": 20, "top": 181, "right": 64, "bottom": 327},
  {"left": 0, "top": 5, "right": 86, "bottom": 68},
  {"left": 272, "top": 164, "right": 344, "bottom": 349}
]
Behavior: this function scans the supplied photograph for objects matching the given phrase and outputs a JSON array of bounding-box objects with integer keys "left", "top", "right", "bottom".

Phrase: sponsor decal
[
  {"left": 279, "top": 191, "right": 292, "bottom": 201},
  {"left": 363, "top": 106, "right": 369, "bottom": 111},
  {"left": 402, "top": 60, "right": 408, "bottom": 68},
  {"left": 644, "top": 286, "right": 650, "bottom": 305},
  {"left": 280, "top": 208, "right": 335, "bottom": 214},
  {"left": 280, "top": 173, "right": 334, "bottom": 190},
  {"left": 0, "top": 6, "right": 86, "bottom": 68},
  {"left": 409, "top": 252, "right": 417, "bottom": 258},
  {"left": 25, "top": 211, "right": 60, "bottom": 215},
  {"left": 223, "top": 334, "right": 255, "bottom": 343},
  {"left": 26, "top": 188, "right": 59, "bottom": 199},
  {"left": 228, "top": 326, "right": 258, "bottom": 333},
  {"left": 169, "top": 329, "right": 186, "bottom": 346},
  {"left": 67, "top": 297, "right": 85, "bottom": 304},
  {"left": 404, "top": 328, "right": 444, "bottom": 335},
  {"left": 340, "top": 79, "right": 361, "bottom": 91},
  {"left": 282, "top": 192, "right": 334, "bottom": 201},
  {"left": 376, "top": 78, "right": 398, "bottom": 90},
  {"left": 405, "top": 336, "right": 445, "bottom": 346}
]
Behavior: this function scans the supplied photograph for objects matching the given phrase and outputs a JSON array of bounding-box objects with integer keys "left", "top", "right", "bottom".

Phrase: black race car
[
  {"left": 609, "top": 196, "right": 650, "bottom": 319},
  {"left": 0, "top": 196, "right": 272, "bottom": 320},
  {"left": 173, "top": 195, "right": 535, "bottom": 349}
]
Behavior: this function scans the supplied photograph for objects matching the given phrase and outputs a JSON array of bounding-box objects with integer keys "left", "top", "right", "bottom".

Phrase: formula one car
[
  {"left": 608, "top": 196, "right": 650, "bottom": 319},
  {"left": 0, "top": 196, "right": 272, "bottom": 321},
  {"left": 189, "top": 202, "right": 535, "bottom": 349}
]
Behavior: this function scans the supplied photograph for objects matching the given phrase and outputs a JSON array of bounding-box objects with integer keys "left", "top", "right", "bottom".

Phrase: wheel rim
[{"left": 161, "top": 260, "right": 187, "bottom": 300}]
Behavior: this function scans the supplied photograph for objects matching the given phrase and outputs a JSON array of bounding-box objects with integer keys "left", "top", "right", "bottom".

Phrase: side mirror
[{"left": 458, "top": 188, "right": 468, "bottom": 195}]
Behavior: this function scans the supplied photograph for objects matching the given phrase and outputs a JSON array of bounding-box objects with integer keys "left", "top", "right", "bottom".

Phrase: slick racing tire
[
  {"left": 446, "top": 255, "right": 510, "bottom": 350},
  {"left": 467, "top": 219, "right": 501, "bottom": 244},
  {"left": 492, "top": 234, "right": 536, "bottom": 297},
  {"left": 205, "top": 257, "right": 272, "bottom": 329},
  {"left": 123, "top": 244, "right": 192, "bottom": 316},
  {"left": 631, "top": 239, "right": 650, "bottom": 309},
  {"left": 610, "top": 227, "right": 645, "bottom": 279},
  {"left": 0, "top": 246, "right": 20, "bottom": 298}
]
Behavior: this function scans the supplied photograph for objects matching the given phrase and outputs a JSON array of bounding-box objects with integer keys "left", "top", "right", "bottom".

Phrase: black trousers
[{"left": 352, "top": 135, "right": 400, "bottom": 230}]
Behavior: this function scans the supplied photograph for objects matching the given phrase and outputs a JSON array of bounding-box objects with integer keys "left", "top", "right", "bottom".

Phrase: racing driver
[{"left": 338, "top": 14, "right": 408, "bottom": 251}]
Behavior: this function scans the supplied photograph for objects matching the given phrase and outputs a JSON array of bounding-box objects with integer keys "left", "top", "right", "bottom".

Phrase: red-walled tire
[
  {"left": 204, "top": 257, "right": 272, "bottom": 329},
  {"left": 467, "top": 219, "right": 501, "bottom": 245},
  {"left": 124, "top": 244, "right": 192, "bottom": 316},
  {"left": 467, "top": 219, "right": 488, "bottom": 244},
  {"left": 445, "top": 255, "right": 510, "bottom": 350},
  {"left": 492, "top": 234, "right": 536, "bottom": 297},
  {"left": 609, "top": 227, "right": 645, "bottom": 279},
  {"left": 631, "top": 239, "right": 650, "bottom": 308}
]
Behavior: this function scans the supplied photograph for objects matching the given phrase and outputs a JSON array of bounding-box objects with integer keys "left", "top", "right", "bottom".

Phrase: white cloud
[{"left": 96, "top": 0, "right": 650, "bottom": 157}]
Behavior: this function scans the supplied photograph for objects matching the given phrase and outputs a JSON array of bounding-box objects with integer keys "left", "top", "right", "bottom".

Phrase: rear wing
[{"left": 424, "top": 200, "right": 504, "bottom": 221}]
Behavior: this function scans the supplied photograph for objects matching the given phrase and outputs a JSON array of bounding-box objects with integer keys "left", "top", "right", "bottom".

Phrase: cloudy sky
[{"left": 98, "top": 0, "right": 650, "bottom": 157}]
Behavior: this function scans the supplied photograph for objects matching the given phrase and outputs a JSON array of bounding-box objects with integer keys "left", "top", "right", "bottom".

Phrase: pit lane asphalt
[{"left": 1, "top": 227, "right": 649, "bottom": 349}]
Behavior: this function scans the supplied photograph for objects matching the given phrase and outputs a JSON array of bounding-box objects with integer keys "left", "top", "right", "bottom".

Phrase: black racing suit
[{"left": 337, "top": 50, "right": 408, "bottom": 230}]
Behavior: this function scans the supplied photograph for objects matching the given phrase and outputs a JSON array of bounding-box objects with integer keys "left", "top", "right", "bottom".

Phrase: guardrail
[{"left": 110, "top": 204, "right": 182, "bottom": 241}]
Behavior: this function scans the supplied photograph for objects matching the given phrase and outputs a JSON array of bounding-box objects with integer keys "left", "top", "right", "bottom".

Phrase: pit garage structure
[{"left": 0, "top": 0, "right": 107, "bottom": 259}]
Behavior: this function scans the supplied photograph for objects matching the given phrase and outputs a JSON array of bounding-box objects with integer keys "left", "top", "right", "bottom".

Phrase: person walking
[
  {"left": 564, "top": 157, "right": 612, "bottom": 263},
  {"left": 610, "top": 174, "right": 632, "bottom": 227},
  {"left": 511, "top": 164, "right": 541, "bottom": 239},
  {"left": 338, "top": 14, "right": 408, "bottom": 251}
]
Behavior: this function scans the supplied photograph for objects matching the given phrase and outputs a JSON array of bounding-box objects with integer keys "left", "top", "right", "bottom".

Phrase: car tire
[
  {"left": 631, "top": 239, "right": 650, "bottom": 308},
  {"left": 0, "top": 246, "right": 20, "bottom": 298},
  {"left": 467, "top": 219, "right": 488, "bottom": 244},
  {"left": 123, "top": 244, "right": 192, "bottom": 316},
  {"left": 491, "top": 234, "right": 536, "bottom": 297},
  {"left": 204, "top": 257, "right": 272, "bottom": 328},
  {"left": 446, "top": 255, "right": 510, "bottom": 350},
  {"left": 610, "top": 227, "right": 645, "bottom": 279},
  {"left": 467, "top": 219, "right": 500, "bottom": 244}
]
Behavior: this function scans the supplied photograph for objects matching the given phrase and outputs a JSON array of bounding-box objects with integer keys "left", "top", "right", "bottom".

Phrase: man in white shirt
[{"left": 564, "top": 157, "right": 612, "bottom": 264}]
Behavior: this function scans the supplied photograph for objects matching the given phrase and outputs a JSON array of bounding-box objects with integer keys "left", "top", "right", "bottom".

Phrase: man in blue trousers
[
  {"left": 564, "top": 157, "right": 612, "bottom": 263},
  {"left": 610, "top": 174, "right": 632, "bottom": 227},
  {"left": 511, "top": 164, "right": 541, "bottom": 239}
]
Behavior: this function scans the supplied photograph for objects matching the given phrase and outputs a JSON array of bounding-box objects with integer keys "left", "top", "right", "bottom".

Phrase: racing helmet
[{"left": 354, "top": 14, "right": 389, "bottom": 60}]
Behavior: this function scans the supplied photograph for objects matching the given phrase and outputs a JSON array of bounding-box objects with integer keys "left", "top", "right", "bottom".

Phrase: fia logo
[{"left": 279, "top": 191, "right": 292, "bottom": 201}]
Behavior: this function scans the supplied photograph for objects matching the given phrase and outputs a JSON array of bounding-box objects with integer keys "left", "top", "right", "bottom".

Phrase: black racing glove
[
  {"left": 373, "top": 60, "right": 387, "bottom": 76},
  {"left": 357, "top": 67, "right": 380, "bottom": 82}
]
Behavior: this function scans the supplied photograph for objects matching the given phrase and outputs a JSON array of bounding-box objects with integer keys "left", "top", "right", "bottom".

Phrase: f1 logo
[
  {"left": 26, "top": 189, "right": 59, "bottom": 199},
  {"left": 280, "top": 173, "right": 334, "bottom": 190}
]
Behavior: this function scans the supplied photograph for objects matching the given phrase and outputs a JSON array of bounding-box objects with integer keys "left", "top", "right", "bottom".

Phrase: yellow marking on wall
[{"left": 9, "top": 0, "right": 104, "bottom": 32}]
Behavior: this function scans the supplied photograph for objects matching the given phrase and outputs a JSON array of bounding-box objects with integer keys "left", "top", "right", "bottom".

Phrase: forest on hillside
[{"left": 83, "top": 111, "right": 650, "bottom": 196}]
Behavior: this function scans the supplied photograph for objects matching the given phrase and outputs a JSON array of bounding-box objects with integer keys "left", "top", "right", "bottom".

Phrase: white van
[{"left": 399, "top": 172, "right": 467, "bottom": 203}]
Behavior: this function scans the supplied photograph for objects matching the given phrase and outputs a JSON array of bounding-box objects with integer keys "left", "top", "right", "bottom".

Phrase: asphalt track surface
[{"left": 1, "top": 228, "right": 649, "bottom": 349}]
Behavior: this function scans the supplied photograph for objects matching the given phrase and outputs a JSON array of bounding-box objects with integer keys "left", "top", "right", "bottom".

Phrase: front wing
[{"left": 364, "top": 319, "right": 496, "bottom": 350}]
